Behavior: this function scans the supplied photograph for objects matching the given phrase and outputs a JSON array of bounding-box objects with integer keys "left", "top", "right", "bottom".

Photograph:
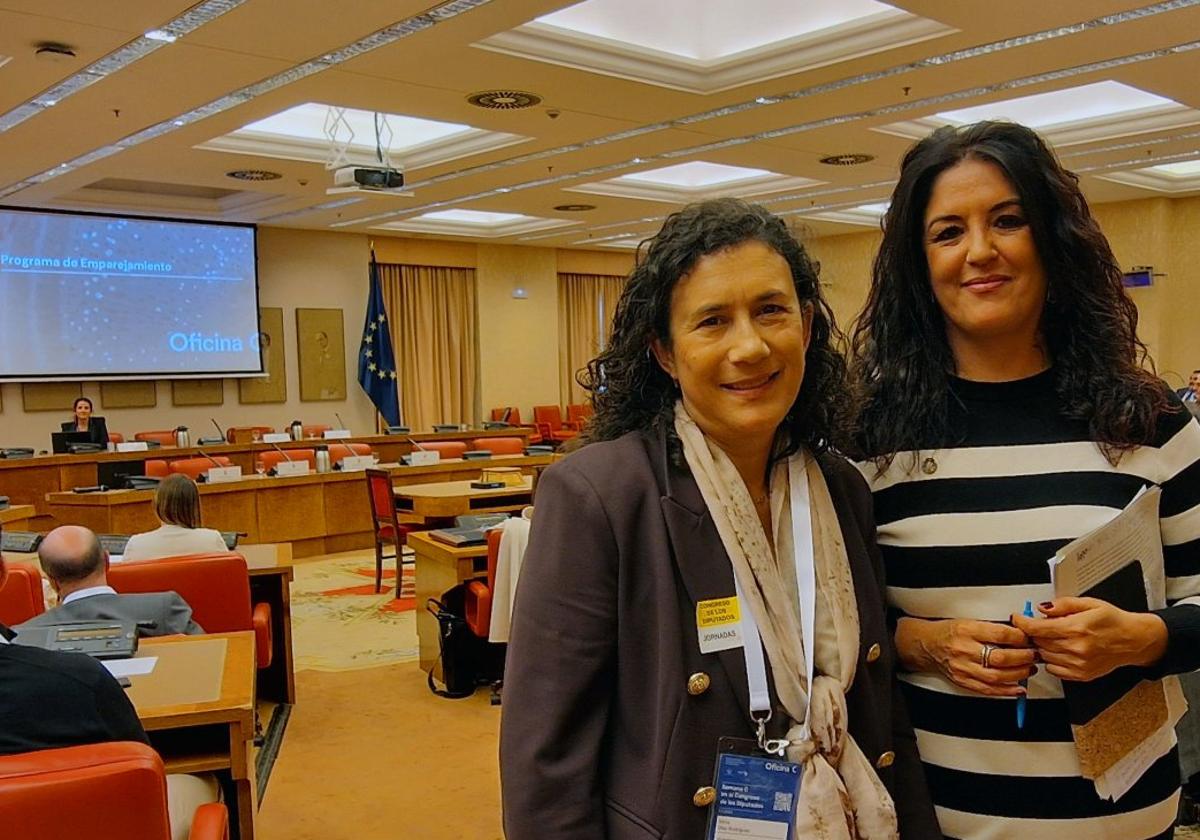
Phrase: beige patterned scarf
[{"left": 675, "top": 405, "right": 898, "bottom": 839}]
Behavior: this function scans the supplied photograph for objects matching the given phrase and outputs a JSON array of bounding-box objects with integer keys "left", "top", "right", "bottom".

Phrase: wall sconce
[{"left": 512, "top": 285, "right": 529, "bottom": 299}]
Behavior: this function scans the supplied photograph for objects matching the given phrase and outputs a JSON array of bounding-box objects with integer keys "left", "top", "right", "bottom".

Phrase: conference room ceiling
[{"left": 2, "top": 0, "right": 1200, "bottom": 249}]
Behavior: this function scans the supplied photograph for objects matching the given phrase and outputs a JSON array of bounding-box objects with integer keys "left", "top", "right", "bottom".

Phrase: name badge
[
  {"left": 706, "top": 738, "right": 802, "bottom": 840},
  {"left": 697, "top": 596, "right": 743, "bottom": 654}
]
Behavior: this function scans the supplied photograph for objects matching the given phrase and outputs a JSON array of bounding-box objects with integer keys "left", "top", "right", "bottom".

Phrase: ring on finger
[{"left": 980, "top": 643, "right": 996, "bottom": 669}]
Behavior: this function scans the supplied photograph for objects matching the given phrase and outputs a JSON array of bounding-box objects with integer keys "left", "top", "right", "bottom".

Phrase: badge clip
[{"left": 752, "top": 711, "right": 790, "bottom": 757}]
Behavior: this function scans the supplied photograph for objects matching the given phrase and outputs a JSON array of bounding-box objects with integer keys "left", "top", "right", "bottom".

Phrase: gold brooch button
[
  {"left": 875, "top": 750, "right": 895, "bottom": 769},
  {"left": 693, "top": 786, "right": 716, "bottom": 807},
  {"left": 866, "top": 643, "right": 881, "bottom": 663},
  {"left": 687, "top": 672, "right": 711, "bottom": 696},
  {"left": 921, "top": 457, "right": 937, "bottom": 475}
]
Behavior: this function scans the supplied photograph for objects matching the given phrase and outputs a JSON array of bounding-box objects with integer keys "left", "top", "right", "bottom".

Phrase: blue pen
[{"left": 1017, "top": 600, "right": 1034, "bottom": 729}]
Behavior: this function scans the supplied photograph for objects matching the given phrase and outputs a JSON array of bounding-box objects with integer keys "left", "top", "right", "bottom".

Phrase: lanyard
[{"left": 736, "top": 455, "right": 817, "bottom": 756}]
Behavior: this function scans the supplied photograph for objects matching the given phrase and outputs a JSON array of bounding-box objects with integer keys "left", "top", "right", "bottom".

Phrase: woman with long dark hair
[
  {"left": 502, "top": 198, "right": 937, "bottom": 839},
  {"left": 852, "top": 120, "right": 1200, "bottom": 838}
]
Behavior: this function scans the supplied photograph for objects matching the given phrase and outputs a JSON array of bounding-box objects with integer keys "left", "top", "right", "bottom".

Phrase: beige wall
[
  {"left": 803, "top": 229, "right": 881, "bottom": 331},
  {"left": 475, "top": 244, "right": 560, "bottom": 422}
]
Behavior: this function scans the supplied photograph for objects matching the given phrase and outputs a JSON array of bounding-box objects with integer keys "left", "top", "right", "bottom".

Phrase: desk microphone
[
  {"left": 335, "top": 412, "right": 346, "bottom": 430},
  {"left": 266, "top": 441, "right": 293, "bottom": 476},
  {"left": 191, "top": 448, "right": 224, "bottom": 482},
  {"left": 197, "top": 418, "right": 226, "bottom": 447},
  {"left": 407, "top": 436, "right": 428, "bottom": 451}
]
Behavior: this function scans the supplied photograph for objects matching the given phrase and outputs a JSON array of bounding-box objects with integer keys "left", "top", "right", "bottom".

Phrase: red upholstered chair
[
  {"left": 0, "top": 741, "right": 228, "bottom": 840},
  {"left": 107, "top": 553, "right": 272, "bottom": 669},
  {"left": 255, "top": 448, "right": 315, "bottom": 474},
  {"left": 464, "top": 527, "right": 503, "bottom": 637},
  {"left": 420, "top": 440, "right": 467, "bottom": 459},
  {"left": 144, "top": 459, "right": 170, "bottom": 478},
  {"left": 134, "top": 430, "right": 177, "bottom": 447},
  {"left": 167, "top": 456, "right": 233, "bottom": 480},
  {"left": 472, "top": 436, "right": 524, "bottom": 455},
  {"left": 329, "top": 443, "right": 372, "bottom": 466},
  {"left": 566, "top": 403, "right": 594, "bottom": 429},
  {"left": 490, "top": 407, "right": 542, "bottom": 444},
  {"left": 533, "top": 405, "right": 579, "bottom": 443},
  {"left": 301, "top": 424, "right": 331, "bottom": 439},
  {"left": 365, "top": 469, "right": 414, "bottom": 595},
  {"left": 0, "top": 562, "right": 45, "bottom": 626},
  {"left": 107, "top": 432, "right": 124, "bottom": 444}
]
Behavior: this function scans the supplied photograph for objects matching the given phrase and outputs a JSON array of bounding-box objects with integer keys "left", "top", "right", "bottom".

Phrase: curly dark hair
[
  {"left": 850, "top": 120, "right": 1172, "bottom": 467},
  {"left": 581, "top": 197, "right": 851, "bottom": 470}
]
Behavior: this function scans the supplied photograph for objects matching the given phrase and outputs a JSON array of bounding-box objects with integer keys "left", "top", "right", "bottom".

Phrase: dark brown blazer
[{"left": 500, "top": 428, "right": 939, "bottom": 839}]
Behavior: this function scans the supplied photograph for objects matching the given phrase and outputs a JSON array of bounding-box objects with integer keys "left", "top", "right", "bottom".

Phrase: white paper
[
  {"left": 1046, "top": 486, "right": 1187, "bottom": 800},
  {"left": 103, "top": 656, "right": 157, "bottom": 678}
]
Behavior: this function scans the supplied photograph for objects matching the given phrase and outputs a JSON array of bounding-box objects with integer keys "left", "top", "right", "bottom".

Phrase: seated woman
[
  {"left": 501, "top": 198, "right": 937, "bottom": 839},
  {"left": 122, "top": 474, "right": 227, "bottom": 561},
  {"left": 60, "top": 396, "right": 109, "bottom": 445}
]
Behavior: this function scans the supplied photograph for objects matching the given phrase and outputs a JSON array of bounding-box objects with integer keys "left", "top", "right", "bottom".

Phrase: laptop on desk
[{"left": 51, "top": 431, "right": 93, "bottom": 454}]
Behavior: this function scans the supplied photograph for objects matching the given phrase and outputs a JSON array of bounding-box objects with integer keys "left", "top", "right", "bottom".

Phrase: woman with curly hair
[
  {"left": 851, "top": 121, "right": 1200, "bottom": 839},
  {"left": 501, "top": 198, "right": 938, "bottom": 839}
]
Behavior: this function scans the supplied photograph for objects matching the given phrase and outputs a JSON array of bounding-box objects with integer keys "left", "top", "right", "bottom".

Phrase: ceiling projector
[{"left": 333, "top": 165, "right": 404, "bottom": 190}]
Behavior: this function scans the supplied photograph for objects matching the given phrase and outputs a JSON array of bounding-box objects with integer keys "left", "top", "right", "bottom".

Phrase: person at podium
[{"left": 60, "top": 397, "right": 109, "bottom": 446}]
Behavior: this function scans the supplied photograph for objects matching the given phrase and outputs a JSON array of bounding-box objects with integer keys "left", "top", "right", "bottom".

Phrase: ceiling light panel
[
  {"left": 535, "top": 0, "right": 895, "bottom": 61},
  {"left": 874, "top": 81, "right": 1200, "bottom": 147},
  {"left": 483, "top": 0, "right": 953, "bottom": 94},
  {"left": 374, "top": 210, "right": 576, "bottom": 238}
]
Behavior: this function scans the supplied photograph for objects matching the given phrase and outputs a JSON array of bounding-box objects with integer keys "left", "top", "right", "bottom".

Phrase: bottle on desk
[
  {"left": 315, "top": 446, "right": 330, "bottom": 474},
  {"left": 290, "top": 420, "right": 303, "bottom": 441},
  {"left": 174, "top": 426, "right": 190, "bottom": 448}
]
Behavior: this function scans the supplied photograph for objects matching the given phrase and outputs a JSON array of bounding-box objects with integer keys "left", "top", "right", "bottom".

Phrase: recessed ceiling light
[
  {"left": 467, "top": 90, "right": 542, "bottom": 110},
  {"left": 554, "top": 203, "right": 596, "bottom": 211},
  {"left": 226, "top": 169, "right": 281, "bottom": 181},
  {"left": 619, "top": 161, "right": 775, "bottom": 188},
  {"left": 419, "top": 209, "right": 528, "bottom": 224},
  {"left": 144, "top": 30, "right": 178, "bottom": 43},
  {"left": 819, "top": 153, "right": 874, "bottom": 166}
]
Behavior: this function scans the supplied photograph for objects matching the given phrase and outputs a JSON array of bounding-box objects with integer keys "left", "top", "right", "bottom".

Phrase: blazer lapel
[{"left": 654, "top": 427, "right": 751, "bottom": 715}]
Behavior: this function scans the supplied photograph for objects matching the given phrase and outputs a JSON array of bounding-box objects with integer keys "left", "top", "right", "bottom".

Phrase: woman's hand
[
  {"left": 895, "top": 616, "right": 1036, "bottom": 696},
  {"left": 1012, "top": 597, "right": 1168, "bottom": 682}
]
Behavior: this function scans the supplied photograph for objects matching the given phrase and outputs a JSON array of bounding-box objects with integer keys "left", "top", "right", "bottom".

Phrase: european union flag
[{"left": 358, "top": 254, "right": 401, "bottom": 426}]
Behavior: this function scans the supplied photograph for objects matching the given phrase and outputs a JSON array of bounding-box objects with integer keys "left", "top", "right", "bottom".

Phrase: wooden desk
[
  {"left": 44, "top": 454, "right": 554, "bottom": 558},
  {"left": 0, "top": 504, "right": 35, "bottom": 530},
  {"left": 130, "top": 632, "right": 256, "bottom": 840},
  {"left": 243, "top": 544, "right": 296, "bottom": 705},
  {"left": 393, "top": 477, "right": 533, "bottom": 524},
  {"left": 9, "top": 542, "right": 297, "bottom": 706},
  {"left": 0, "top": 427, "right": 533, "bottom": 530},
  {"left": 408, "top": 531, "right": 489, "bottom": 671}
]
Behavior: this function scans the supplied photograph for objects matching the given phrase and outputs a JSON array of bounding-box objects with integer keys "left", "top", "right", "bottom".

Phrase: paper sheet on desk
[
  {"left": 1048, "top": 486, "right": 1187, "bottom": 801},
  {"left": 103, "top": 657, "right": 157, "bottom": 678}
]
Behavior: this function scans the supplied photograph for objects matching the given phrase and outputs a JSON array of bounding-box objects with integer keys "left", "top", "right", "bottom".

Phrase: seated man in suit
[
  {"left": 0, "top": 523, "right": 216, "bottom": 840},
  {"left": 14, "top": 525, "right": 203, "bottom": 637},
  {"left": 1179, "top": 369, "right": 1200, "bottom": 402}
]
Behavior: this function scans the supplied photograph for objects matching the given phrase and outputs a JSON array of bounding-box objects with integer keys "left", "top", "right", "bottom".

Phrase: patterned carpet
[{"left": 289, "top": 549, "right": 419, "bottom": 672}]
